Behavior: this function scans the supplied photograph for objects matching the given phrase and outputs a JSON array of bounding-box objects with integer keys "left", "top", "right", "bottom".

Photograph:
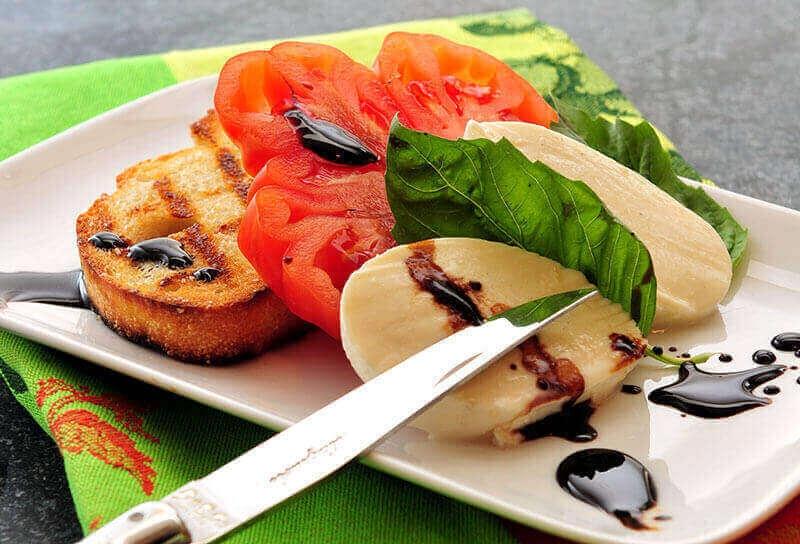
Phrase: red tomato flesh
[
  {"left": 215, "top": 35, "right": 556, "bottom": 338},
  {"left": 375, "top": 32, "right": 559, "bottom": 139},
  {"left": 239, "top": 156, "right": 394, "bottom": 337}
]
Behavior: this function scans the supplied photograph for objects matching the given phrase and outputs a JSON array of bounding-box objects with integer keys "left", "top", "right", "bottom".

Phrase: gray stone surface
[
  {"left": 0, "top": 0, "right": 798, "bottom": 542},
  {"left": 0, "top": 384, "right": 81, "bottom": 543}
]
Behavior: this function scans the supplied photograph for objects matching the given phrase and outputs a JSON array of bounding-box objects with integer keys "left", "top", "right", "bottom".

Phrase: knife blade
[{"left": 78, "top": 289, "right": 597, "bottom": 544}]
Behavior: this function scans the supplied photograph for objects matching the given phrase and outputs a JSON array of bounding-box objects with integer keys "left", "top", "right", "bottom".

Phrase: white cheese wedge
[
  {"left": 340, "top": 238, "right": 644, "bottom": 445},
  {"left": 464, "top": 120, "right": 732, "bottom": 330}
]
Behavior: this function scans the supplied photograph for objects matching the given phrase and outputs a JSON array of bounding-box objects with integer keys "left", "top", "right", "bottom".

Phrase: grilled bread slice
[{"left": 76, "top": 111, "right": 304, "bottom": 363}]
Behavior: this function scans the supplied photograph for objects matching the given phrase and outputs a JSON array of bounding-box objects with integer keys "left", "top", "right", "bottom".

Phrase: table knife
[{"left": 79, "top": 290, "right": 597, "bottom": 544}]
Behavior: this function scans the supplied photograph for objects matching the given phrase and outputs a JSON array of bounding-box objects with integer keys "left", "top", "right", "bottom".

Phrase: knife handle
[{"left": 78, "top": 501, "right": 189, "bottom": 544}]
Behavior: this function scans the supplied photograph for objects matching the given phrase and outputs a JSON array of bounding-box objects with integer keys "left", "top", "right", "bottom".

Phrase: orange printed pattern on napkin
[{"left": 36, "top": 377, "right": 159, "bottom": 495}]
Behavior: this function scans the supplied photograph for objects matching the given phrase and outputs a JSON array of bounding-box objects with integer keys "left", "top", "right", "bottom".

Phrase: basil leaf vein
[{"left": 386, "top": 119, "right": 657, "bottom": 335}]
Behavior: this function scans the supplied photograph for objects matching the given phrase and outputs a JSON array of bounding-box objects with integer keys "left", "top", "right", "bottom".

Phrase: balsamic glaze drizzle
[
  {"left": 752, "top": 350, "right": 777, "bottom": 364},
  {"left": 404, "top": 242, "right": 484, "bottom": 328},
  {"left": 610, "top": 333, "right": 646, "bottom": 366},
  {"left": 648, "top": 363, "right": 786, "bottom": 418},
  {"left": 127, "top": 238, "right": 193, "bottom": 269},
  {"left": 284, "top": 108, "right": 378, "bottom": 166},
  {"left": 88, "top": 231, "right": 126, "bottom": 250},
  {"left": 557, "top": 448, "right": 656, "bottom": 530},
  {"left": 192, "top": 267, "right": 221, "bottom": 282},
  {"left": 611, "top": 334, "right": 640, "bottom": 356},
  {"left": 621, "top": 384, "right": 642, "bottom": 395}
]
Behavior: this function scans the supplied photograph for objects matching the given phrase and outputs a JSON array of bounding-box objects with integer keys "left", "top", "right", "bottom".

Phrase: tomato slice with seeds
[
  {"left": 217, "top": 34, "right": 555, "bottom": 338},
  {"left": 375, "top": 32, "right": 558, "bottom": 139}
]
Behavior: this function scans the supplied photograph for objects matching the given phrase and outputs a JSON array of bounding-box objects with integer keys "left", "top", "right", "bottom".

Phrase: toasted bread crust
[{"left": 77, "top": 111, "right": 304, "bottom": 363}]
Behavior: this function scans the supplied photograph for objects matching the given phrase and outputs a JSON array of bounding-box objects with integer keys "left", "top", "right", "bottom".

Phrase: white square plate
[{"left": 2, "top": 76, "right": 800, "bottom": 544}]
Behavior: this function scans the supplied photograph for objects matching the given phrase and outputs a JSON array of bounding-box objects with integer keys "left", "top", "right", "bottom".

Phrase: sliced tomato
[
  {"left": 270, "top": 42, "right": 396, "bottom": 155},
  {"left": 214, "top": 43, "right": 396, "bottom": 177},
  {"left": 375, "top": 32, "right": 558, "bottom": 139},
  {"left": 218, "top": 44, "right": 398, "bottom": 337},
  {"left": 218, "top": 34, "right": 556, "bottom": 338},
  {"left": 239, "top": 156, "right": 394, "bottom": 338},
  {"left": 213, "top": 51, "right": 300, "bottom": 175}
]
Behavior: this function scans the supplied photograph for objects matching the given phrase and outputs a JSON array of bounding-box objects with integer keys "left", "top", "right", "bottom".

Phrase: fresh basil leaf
[
  {"left": 551, "top": 98, "right": 748, "bottom": 267},
  {"left": 386, "top": 120, "right": 657, "bottom": 335},
  {"left": 492, "top": 288, "right": 595, "bottom": 327}
]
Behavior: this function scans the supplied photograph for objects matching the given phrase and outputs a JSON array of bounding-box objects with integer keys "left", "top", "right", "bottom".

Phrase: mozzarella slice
[
  {"left": 340, "top": 238, "right": 644, "bottom": 445},
  {"left": 464, "top": 120, "right": 732, "bottom": 330}
]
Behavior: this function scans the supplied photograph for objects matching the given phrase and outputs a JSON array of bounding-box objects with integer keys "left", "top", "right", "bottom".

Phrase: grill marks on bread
[
  {"left": 154, "top": 177, "right": 195, "bottom": 219},
  {"left": 191, "top": 114, "right": 250, "bottom": 202},
  {"left": 216, "top": 150, "right": 250, "bottom": 201},
  {"left": 78, "top": 110, "right": 254, "bottom": 296},
  {"left": 76, "top": 110, "right": 304, "bottom": 362}
]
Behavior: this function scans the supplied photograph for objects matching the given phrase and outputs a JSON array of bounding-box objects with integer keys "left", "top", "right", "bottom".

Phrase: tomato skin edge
[
  {"left": 375, "top": 32, "right": 559, "bottom": 134},
  {"left": 225, "top": 34, "right": 558, "bottom": 339},
  {"left": 239, "top": 185, "right": 352, "bottom": 339}
]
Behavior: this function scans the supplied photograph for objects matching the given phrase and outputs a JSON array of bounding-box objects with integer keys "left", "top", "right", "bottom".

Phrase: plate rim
[{"left": 2, "top": 74, "right": 799, "bottom": 544}]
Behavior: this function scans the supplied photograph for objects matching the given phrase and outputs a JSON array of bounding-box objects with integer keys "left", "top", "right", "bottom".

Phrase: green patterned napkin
[{"left": 0, "top": 9, "right": 695, "bottom": 543}]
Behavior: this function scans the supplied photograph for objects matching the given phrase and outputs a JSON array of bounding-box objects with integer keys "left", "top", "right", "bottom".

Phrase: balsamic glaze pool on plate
[
  {"left": 752, "top": 349, "right": 777, "bottom": 364},
  {"left": 557, "top": 448, "right": 656, "bottom": 530},
  {"left": 772, "top": 332, "right": 800, "bottom": 352},
  {"left": 648, "top": 362, "right": 786, "bottom": 418},
  {"left": 518, "top": 401, "right": 596, "bottom": 443}
]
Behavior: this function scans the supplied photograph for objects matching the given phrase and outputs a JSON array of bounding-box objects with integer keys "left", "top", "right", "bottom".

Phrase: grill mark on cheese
[{"left": 154, "top": 177, "right": 194, "bottom": 219}]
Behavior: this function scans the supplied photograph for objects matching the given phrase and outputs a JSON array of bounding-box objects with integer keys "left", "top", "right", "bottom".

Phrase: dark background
[{"left": 1, "top": 1, "right": 798, "bottom": 542}]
